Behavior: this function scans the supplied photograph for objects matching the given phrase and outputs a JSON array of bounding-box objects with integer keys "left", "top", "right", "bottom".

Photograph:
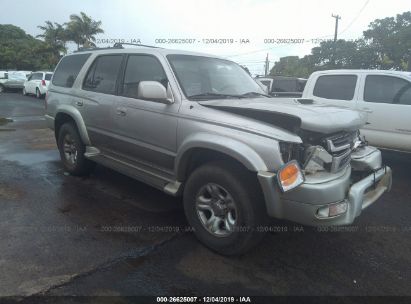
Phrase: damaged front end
[
  {"left": 262, "top": 130, "right": 392, "bottom": 225},
  {"left": 281, "top": 129, "right": 389, "bottom": 182}
]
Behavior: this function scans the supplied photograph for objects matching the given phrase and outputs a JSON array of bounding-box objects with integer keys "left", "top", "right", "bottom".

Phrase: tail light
[{"left": 41, "top": 80, "right": 46, "bottom": 86}]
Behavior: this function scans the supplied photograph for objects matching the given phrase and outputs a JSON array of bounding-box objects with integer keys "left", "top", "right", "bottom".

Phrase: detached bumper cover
[{"left": 258, "top": 165, "right": 392, "bottom": 226}]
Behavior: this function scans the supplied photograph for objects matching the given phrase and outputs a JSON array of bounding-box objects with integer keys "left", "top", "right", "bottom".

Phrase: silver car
[
  {"left": 0, "top": 71, "right": 28, "bottom": 92},
  {"left": 45, "top": 45, "right": 392, "bottom": 255}
]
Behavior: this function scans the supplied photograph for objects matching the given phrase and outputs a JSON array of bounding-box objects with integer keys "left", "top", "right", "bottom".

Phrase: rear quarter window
[
  {"left": 313, "top": 75, "right": 357, "bottom": 100},
  {"left": 45, "top": 73, "right": 53, "bottom": 81},
  {"left": 52, "top": 54, "right": 91, "bottom": 88}
]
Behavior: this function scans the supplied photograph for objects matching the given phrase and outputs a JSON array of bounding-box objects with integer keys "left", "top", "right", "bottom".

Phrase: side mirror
[{"left": 138, "top": 81, "right": 173, "bottom": 104}]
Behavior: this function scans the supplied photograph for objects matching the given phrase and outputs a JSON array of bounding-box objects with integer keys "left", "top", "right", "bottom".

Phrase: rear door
[
  {"left": 80, "top": 54, "right": 125, "bottom": 153},
  {"left": 358, "top": 74, "right": 411, "bottom": 151}
]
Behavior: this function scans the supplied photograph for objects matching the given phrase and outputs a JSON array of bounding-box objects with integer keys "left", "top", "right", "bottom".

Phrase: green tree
[
  {"left": 270, "top": 10, "right": 411, "bottom": 77},
  {"left": 363, "top": 11, "right": 411, "bottom": 69},
  {"left": 37, "top": 21, "right": 67, "bottom": 54},
  {"left": 0, "top": 24, "right": 54, "bottom": 70},
  {"left": 66, "top": 12, "right": 104, "bottom": 49}
]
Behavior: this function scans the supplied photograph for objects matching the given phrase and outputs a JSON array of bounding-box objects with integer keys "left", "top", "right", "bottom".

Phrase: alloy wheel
[{"left": 195, "top": 183, "right": 237, "bottom": 237}]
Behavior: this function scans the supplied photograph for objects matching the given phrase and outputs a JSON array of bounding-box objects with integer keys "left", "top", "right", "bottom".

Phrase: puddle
[{"left": 1, "top": 150, "right": 59, "bottom": 166}]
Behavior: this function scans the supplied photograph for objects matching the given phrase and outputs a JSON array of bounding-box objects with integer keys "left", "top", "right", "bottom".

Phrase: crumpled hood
[{"left": 199, "top": 98, "right": 368, "bottom": 134}]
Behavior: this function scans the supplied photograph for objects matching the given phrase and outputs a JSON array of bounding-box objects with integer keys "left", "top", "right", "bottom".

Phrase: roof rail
[
  {"left": 113, "top": 42, "right": 161, "bottom": 49},
  {"left": 74, "top": 45, "right": 123, "bottom": 53},
  {"left": 73, "top": 42, "right": 161, "bottom": 53}
]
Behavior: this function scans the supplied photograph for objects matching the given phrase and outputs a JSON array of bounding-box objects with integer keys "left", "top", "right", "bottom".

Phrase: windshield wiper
[
  {"left": 188, "top": 92, "right": 243, "bottom": 100},
  {"left": 240, "top": 91, "right": 271, "bottom": 98}
]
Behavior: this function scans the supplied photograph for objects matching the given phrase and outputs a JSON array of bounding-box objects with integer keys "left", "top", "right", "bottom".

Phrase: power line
[{"left": 339, "top": 0, "right": 371, "bottom": 36}]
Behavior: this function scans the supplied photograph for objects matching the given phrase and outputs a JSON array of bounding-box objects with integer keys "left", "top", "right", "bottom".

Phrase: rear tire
[
  {"left": 183, "top": 161, "right": 268, "bottom": 255},
  {"left": 0, "top": 85, "right": 4, "bottom": 93},
  {"left": 36, "top": 88, "right": 41, "bottom": 99},
  {"left": 57, "top": 122, "right": 95, "bottom": 176}
]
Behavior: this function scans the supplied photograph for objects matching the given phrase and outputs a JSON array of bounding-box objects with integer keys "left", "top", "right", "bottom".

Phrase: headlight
[{"left": 277, "top": 160, "right": 305, "bottom": 192}]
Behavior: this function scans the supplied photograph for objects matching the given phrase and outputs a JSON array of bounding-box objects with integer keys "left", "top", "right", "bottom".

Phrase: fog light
[{"left": 317, "top": 201, "right": 348, "bottom": 218}]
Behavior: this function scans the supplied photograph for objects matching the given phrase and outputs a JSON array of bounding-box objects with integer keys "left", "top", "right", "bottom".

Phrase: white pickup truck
[{"left": 302, "top": 70, "right": 411, "bottom": 153}]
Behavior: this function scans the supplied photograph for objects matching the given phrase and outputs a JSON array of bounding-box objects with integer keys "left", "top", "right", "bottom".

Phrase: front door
[{"left": 114, "top": 54, "right": 179, "bottom": 173}]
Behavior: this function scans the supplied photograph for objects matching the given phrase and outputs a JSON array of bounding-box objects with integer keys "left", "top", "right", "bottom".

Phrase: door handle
[
  {"left": 116, "top": 107, "right": 127, "bottom": 116},
  {"left": 75, "top": 101, "right": 83, "bottom": 106}
]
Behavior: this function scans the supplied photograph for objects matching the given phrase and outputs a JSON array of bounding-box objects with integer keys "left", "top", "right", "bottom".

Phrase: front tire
[
  {"left": 183, "top": 161, "right": 268, "bottom": 255},
  {"left": 0, "top": 85, "right": 4, "bottom": 93},
  {"left": 57, "top": 122, "right": 95, "bottom": 176},
  {"left": 22, "top": 87, "right": 27, "bottom": 96}
]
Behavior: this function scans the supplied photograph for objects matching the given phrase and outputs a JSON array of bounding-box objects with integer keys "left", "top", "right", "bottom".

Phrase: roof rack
[
  {"left": 113, "top": 42, "right": 161, "bottom": 49},
  {"left": 74, "top": 45, "right": 123, "bottom": 53},
  {"left": 73, "top": 42, "right": 161, "bottom": 53}
]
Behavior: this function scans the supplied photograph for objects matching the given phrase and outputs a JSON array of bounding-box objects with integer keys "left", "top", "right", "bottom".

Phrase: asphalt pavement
[{"left": 0, "top": 92, "right": 410, "bottom": 299}]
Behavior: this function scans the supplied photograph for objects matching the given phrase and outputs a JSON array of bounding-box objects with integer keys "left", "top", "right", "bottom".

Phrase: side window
[
  {"left": 83, "top": 55, "right": 123, "bottom": 95},
  {"left": 45, "top": 73, "right": 53, "bottom": 81},
  {"left": 364, "top": 75, "right": 411, "bottom": 105},
  {"left": 122, "top": 55, "right": 167, "bottom": 99},
  {"left": 313, "top": 75, "right": 357, "bottom": 100},
  {"left": 52, "top": 54, "right": 91, "bottom": 88}
]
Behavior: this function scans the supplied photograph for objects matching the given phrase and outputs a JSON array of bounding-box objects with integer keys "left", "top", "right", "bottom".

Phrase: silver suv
[{"left": 45, "top": 45, "right": 392, "bottom": 255}]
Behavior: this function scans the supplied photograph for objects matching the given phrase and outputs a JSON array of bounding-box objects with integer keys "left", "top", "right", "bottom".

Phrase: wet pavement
[{"left": 0, "top": 92, "right": 410, "bottom": 298}]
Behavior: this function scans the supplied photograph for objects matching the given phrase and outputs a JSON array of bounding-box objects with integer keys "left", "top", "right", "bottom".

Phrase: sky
[{"left": 2, "top": 0, "right": 410, "bottom": 75}]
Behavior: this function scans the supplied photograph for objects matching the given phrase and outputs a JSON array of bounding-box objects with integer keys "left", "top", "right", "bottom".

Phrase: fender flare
[
  {"left": 55, "top": 105, "right": 91, "bottom": 145},
  {"left": 176, "top": 132, "right": 268, "bottom": 181}
]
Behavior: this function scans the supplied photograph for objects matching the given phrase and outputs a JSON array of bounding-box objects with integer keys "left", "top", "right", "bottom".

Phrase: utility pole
[
  {"left": 264, "top": 53, "right": 269, "bottom": 76},
  {"left": 331, "top": 14, "right": 341, "bottom": 66}
]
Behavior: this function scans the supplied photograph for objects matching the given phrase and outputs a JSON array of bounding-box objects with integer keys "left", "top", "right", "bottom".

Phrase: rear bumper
[
  {"left": 258, "top": 160, "right": 392, "bottom": 226},
  {"left": 38, "top": 86, "right": 48, "bottom": 95}
]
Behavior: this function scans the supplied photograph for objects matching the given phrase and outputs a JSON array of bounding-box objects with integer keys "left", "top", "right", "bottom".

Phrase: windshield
[{"left": 167, "top": 55, "right": 266, "bottom": 100}]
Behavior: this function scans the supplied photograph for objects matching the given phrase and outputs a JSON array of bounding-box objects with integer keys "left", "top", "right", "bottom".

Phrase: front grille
[{"left": 323, "top": 132, "right": 355, "bottom": 172}]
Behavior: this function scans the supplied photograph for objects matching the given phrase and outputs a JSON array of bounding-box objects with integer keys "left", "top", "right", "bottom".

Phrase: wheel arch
[
  {"left": 176, "top": 133, "right": 268, "bottom": 182},
  {"left": 54, "top": 106, "right": 90, "bottom": 145}
]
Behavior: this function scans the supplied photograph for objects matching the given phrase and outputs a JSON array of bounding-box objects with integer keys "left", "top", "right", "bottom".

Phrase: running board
[{"left": 84, "top": 146, "right": 182, "bottom": 196}]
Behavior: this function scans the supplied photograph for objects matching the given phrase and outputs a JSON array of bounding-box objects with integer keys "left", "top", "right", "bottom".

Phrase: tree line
[
  {"left": 269, "top": 11, "right": 411, "bottom": 78},
  {"left": 0, "top": 12, "right": 104, "bottom": 70}
]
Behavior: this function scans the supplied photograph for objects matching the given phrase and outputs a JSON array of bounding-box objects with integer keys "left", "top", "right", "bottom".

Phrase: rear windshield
[
  {"left": 52, "top": 54, "right": 91, "bottom": 88},
  {"left": 45, "top": 73, "right": 53, "bottom": 81}
]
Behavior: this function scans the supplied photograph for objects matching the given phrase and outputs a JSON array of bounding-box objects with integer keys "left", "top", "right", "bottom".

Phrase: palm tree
[
  {"left": 37, "top": 21, "right": 67, "bottom": 54},
  {"left": 66, "top": 12, "right": 104, "bottom": 50}
]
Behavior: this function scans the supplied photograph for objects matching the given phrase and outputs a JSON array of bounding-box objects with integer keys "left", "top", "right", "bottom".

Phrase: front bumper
[{"left": 257, "top": 148, "right": 392, "bottom": 226}]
